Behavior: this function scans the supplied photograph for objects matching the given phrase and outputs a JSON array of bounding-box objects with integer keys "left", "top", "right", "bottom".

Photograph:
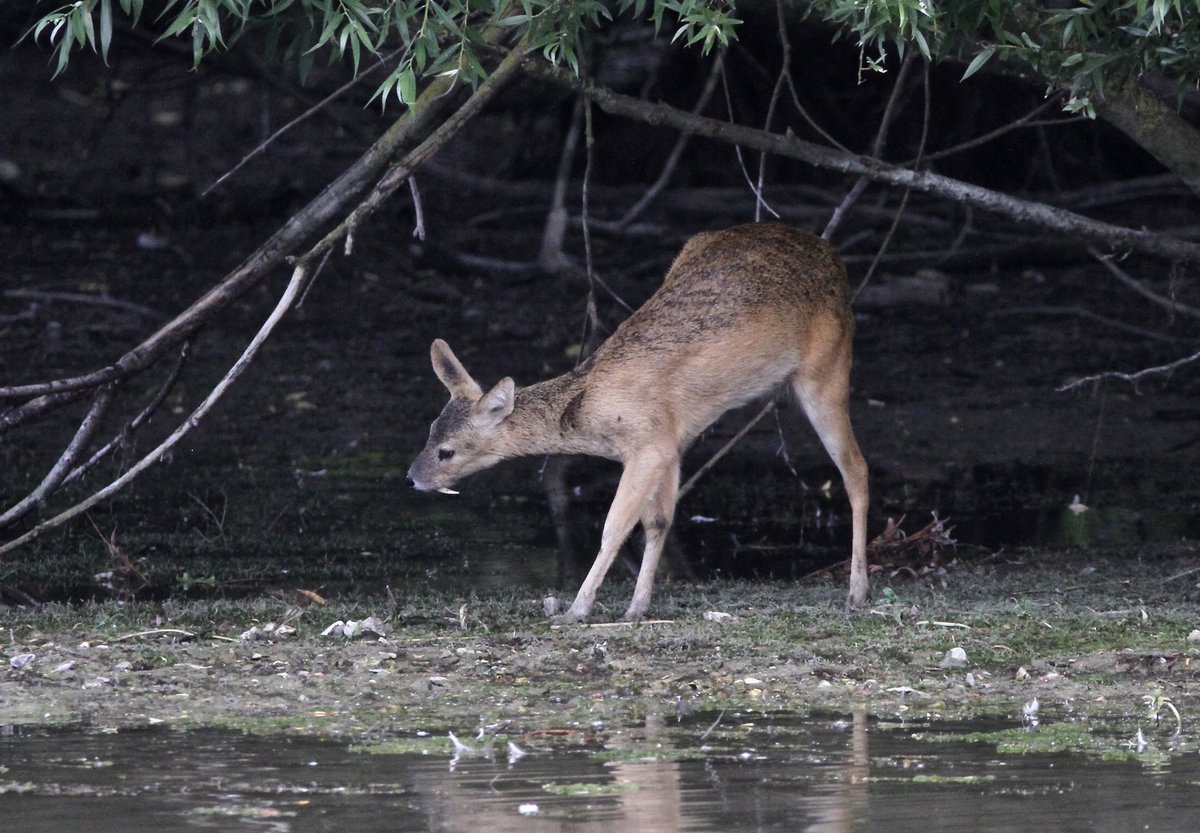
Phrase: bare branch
[
  {"left": 0, "top": 34, "right": 530, "bottom": 558},
  {"left": 0, "top": 28, "right": 506, "bottom": 410},
  {"left": 60, "top": 343, "right": 191, "bottom": 488},
  {"left": 615, "top": 49, "right": 724, "bottom": 229},
  {"left": 0, "top": 385, "right": 114, "bottom": 530},
  {"left": 0, "top": 260, "right": 319, "bottom": 560},
  {"left": 304, "top": 35, "right": 531, "bottom": 266},
  {"left": 1057, "top": 349, "right": 1200, "bottom": 392},
  {"left": 907, "top": 98, "right": 1070, "bottom": 165},
  {"left": 1, "top": 389, "right": 88, "bottom": 433},
  {"left": 539, "top": 96, "right": 584, "bottom": 270}
]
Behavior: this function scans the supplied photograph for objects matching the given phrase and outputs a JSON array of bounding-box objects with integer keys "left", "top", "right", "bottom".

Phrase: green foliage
[
  {"left": 810, "top": 1, "right": 1200, "bottom": 115},
  {"left": 26, "top": 0, "right": 741, "bottom": 105}
]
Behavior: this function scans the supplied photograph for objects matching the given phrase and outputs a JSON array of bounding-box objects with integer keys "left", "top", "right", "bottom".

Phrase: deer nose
[{"left": 405, "top": 476, "right": 416, "bottom": 489}]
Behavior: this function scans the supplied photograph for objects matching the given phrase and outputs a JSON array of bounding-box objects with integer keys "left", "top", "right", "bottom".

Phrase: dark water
[{"left": 2, "top": 714, "right": 1197, "bottom": 832}]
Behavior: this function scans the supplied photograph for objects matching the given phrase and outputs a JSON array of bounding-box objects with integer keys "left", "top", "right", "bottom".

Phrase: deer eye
[{"left": 438, "top": 448, "right": 455, "bottom": 461}]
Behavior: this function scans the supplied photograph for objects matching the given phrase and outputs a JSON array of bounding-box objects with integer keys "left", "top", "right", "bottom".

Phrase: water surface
[{"left": 2, "top": 713, "right": 1196, "bottom": 832}]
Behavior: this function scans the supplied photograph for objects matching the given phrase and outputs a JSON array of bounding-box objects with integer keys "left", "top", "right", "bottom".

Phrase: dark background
[{"left": 1, "top": 7, "right": 1198, "bottom": 602}]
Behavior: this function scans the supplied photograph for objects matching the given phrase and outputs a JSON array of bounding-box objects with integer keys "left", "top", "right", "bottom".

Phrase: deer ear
[
  {"left": 430, "top": 339, "right": 482, "bottom": 399},
  {"left": 472, "top": 377, "right": 515, "bottom": 429}
]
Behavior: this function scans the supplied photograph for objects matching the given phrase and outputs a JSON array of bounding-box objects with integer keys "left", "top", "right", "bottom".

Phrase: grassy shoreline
[{"left": 3, "top": 550, "right": 1197, "bottom": 762}]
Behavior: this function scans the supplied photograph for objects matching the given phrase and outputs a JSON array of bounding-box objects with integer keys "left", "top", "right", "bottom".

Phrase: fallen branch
[{"left": 867, "top": 513, "right": 957, "bottom": 560}]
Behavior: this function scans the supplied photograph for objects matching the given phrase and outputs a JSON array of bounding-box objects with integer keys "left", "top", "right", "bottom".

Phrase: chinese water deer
[{"left": 407, "top": 223, "right": 869, "bottom": 623}]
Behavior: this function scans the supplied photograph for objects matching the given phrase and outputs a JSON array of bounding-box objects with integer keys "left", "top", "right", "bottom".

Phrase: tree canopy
[{"left": 27, "top": 1, "right": 1200, "bottom": 112}]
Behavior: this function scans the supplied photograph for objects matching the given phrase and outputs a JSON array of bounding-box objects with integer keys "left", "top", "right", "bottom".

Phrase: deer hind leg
[
  {"left": 792, "top": 336, "right": 870, "bottom": 608},
  {"left": 623, "top": 461, "right": 680, "bottom": 622},
  {"left": 554, "top": 451, "right": 677, "bottom": 624}
]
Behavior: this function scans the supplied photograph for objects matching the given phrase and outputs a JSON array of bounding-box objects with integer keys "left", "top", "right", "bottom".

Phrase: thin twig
[
  {"left": 616, "top": 49, "right": 724, "bottom": 228},
  {"left": 201, "top": 49, "right": 399, "bottom": 198},
  {"left": 580, "top": 95, "right": 600, "bottom": 353},
  {"left": 308, "top": 36, "right": 531, "bottom": 267},
  {"left": 700, "top": 709, "right": 726, "bottom": 741},
  {"left": 115, "top": 628, "right": 198, "bottom": 641},
  {"left": 59, "top": 343, "right": 190, "bottom": 491},
  {"left": 679, "top": 400, "right": 775, "bottom": 500},
  {"left": 905, "top": 98, "right": 1069, "bottom": 165},
  {"left": 719, "top": 63, "right": 778, "bottom": 219},
  {"left": 755, "top": 0, "right": 792, "bottom": 222},
  {"left": 824, "top": 51, "right": 916, "bottom": 241},
  {"left": 1088, "top": 246, "right": 1200, "bottom": 321},
  {"left": 990, "top": 305, "right": 1183, "bottom": 343},
  {"left": 539, "top": 95, "right": 584, "bottom": 269},
  {"left": 409, "top": 176, "right": 426, "bottom": 240},
  {"left": 852, "top": 60, "right": 931, "bottom": 302},
  {"left": 1057, "top": 348, "right": 1200, "bottom": 392},
  {"left": 549, "top": 619, "right": 676, "bottom": 629},
  {"left": 2, "top": 289, "right": 164, "bottom": 321}
]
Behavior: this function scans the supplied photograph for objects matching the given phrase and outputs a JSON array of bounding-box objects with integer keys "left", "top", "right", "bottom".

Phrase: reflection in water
[
  {"left": 805, "top": 708, "right": 868, "bottom": 833},
  {"left": 2, "top": 713, "right": 1198, "bottom": 832}
]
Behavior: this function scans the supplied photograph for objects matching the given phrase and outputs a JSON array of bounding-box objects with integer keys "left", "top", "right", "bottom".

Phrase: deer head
[{"left": 406, "top": 339, "right": 515, "bottom": 494}]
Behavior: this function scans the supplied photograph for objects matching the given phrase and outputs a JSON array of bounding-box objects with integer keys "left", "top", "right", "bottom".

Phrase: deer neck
[{"left": 501, "top": 369, "right": 614, "bottom": 459}]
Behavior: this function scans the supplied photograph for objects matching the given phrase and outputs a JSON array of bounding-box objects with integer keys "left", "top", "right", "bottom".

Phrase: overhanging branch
[
  {"left": 524, "top": 61, "right": 1200, "bottom": 264},
  {"left": 1, "top": 35, "right": 530, "bottom": 558}
]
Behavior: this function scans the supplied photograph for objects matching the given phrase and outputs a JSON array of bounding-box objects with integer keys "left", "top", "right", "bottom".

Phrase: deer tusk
[{"left": 437, "top": 487, "right": 460, "bottom": 495}]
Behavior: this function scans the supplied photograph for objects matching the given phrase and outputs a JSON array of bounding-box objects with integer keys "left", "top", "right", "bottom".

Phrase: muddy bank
[{"left": 3, "top": 552, "right": 1198, "bottom": 751}]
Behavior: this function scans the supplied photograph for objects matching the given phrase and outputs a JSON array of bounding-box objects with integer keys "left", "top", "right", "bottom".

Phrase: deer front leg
[{"left": 553, "top": 452, "right": 673, "bottom": 625}]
